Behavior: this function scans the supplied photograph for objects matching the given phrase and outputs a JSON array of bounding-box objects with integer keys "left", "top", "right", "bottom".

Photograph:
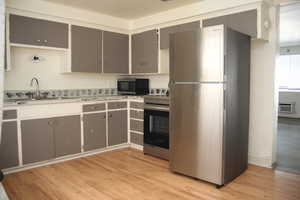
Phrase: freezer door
[
  {"left": 169, "top": 83, "right": 224, "bottom": 185},
  {"left": 169, "top": 25, "right": 224, "bottom": 83}
]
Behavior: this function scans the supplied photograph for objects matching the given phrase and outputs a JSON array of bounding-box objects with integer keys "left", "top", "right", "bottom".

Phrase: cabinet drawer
[
  {"left": 130, "top": 132, "right": 143, "bottom": 146},
  {"left": 130, "top": 102, "right": 144, "bottom": 109},
  {"left": 130, "top": 119, "right": 144, "bottom": 133},
  {"left": 130, "top": 110, "right": 144, "bottom": 120},
  {"left": 108, "top": 101, "right": 127, "bottom": 110},
  {"left": 83, "top": 103, "right": 106, "bottom": 112},
  {"left": 3, "top": 110, "right": 17, "bottom": 120}
]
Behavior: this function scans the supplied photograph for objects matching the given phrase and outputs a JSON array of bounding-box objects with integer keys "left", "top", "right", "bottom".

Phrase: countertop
[{"left": 3, "top": 95, "right": 144, "bottom": 107}]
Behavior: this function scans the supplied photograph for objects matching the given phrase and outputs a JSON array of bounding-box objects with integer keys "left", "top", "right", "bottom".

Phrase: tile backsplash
[
  {"left": 4, "top": 88, "right": 118, "bottom": 100},
  {"left": 4, "top": 88, "right": 169, "bottom": 99}
]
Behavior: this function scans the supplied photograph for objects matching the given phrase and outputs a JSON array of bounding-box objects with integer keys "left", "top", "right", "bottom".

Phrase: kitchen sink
[{"left": 5, "top": 97, "right": 60, "bottom": 104}]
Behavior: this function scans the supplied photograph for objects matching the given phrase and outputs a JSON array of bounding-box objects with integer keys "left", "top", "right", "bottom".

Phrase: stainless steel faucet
[{"left": 30, "top": 77, "right": 40, "bottom": 99}]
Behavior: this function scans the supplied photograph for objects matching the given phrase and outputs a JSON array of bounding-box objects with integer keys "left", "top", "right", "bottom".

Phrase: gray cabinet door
[
  {"left": 160, "top": 21, "right": 200, "bottom": 49},
  {"left": 42, "top": 20, "right": 69, "bottom": 48},
  {"left": 0, "top": 121, "right": 19, "bottom": 169},
  {"left": 83, "top": 113, "right": 107, "bottom": 151},
  {"left": 10, "top": 14, "right": 42, "bottom": 46},
  {"left": 71, "top": 25, "right": 102, "bottom": 73},
  {"left": 21, "top": 118, "right": 55, "bottom": 164},
  {"left": 108, "top": 110, "right": 128, "bottom": 146},
  {"left": 202, "top": 10, "right": 257, "bottom": 38},
  {"left": 132, "top": 29, "right": 158, "bottom": 74},
  {"left": 103, "top": 31, "right": 129, "bottom": 74},
  {"left": 53, "top": 115, "right": 81, "bottom": 157},
  {"left": 10, "top": 14, "right": 68, "bottom": 48}
]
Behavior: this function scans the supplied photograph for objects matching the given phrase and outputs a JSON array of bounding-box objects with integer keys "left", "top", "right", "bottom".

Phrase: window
[{"left": 278, "top": 55, "right": 300, "bottom": 89}]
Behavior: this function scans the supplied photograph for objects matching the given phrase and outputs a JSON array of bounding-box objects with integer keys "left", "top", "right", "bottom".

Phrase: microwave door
[{"left": 118, "top": 81, "right": 135, "bottom": 94}]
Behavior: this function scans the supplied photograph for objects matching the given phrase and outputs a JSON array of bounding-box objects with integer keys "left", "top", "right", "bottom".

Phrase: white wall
[
  {"left": 249, "top": 6, "right": 279, "bottom": 167},
  {"left": 5, "top": 47, "right": 118, "bottom": 90}
]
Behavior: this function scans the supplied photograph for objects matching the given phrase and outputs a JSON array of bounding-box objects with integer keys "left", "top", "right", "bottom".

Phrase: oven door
[
  {"left": 117, "top": 80, "right": 136, "bottom": 94},
  {"left": 144, "top": 108, "right": 169, "bottom": 149}
]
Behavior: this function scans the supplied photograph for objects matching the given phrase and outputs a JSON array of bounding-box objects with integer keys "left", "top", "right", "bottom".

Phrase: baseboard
[
  {"left": 3, "top": 143, "right": 130, "bottom": 175},
  {"left": 130, "top": 143, "right": 143, "bottom": 151},
  {"left": 248, "top": 155, "right": 273, "bottom": 168}
]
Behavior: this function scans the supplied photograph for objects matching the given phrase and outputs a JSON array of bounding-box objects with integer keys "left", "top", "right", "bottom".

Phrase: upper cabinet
[
  {"left": 203, "top": 10, "right": 257, "bottom": 37},
  {"left": 103, "top": 31, "right": 129, "bottom": 74},
  {"left": 71, "top": 25, "right": 102, "bottom": 73},
  {"left": 160, "top": 21, "right": 200, "bottom": 49},
  {"left": 202, "top": 3, "right": 270, "bottom": 40},
  {"left": 132, "top": 29, "right": 158, "bottom": 74},
  {"left": 9, "top": 14, "right": 69, "bottom": 49}
]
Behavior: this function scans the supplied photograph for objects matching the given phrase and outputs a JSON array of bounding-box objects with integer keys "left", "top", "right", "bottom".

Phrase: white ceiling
[
  {"left": 280, "top": 3, "right": 300, "bottom": 46},
  {"left": 46, "top": 0, "right": 202, "bottom": 19}
]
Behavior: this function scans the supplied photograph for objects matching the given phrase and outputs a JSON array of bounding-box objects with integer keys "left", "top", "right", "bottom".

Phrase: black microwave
[{"left": 117, "top": 79, "right": 149, "bottom": 95}]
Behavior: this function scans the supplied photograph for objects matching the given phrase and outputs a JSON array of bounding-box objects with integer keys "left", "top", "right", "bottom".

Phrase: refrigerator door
[
  {"left": 169, "top": 83, "right": 224, "bottom": 185},
  {"left": 169, "top": 25, "right": 224, "bottom": 83}
]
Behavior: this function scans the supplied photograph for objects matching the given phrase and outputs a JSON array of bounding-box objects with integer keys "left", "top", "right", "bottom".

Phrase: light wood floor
[{"left": 3, "top": 148, "right": 300, "bottom": 200}]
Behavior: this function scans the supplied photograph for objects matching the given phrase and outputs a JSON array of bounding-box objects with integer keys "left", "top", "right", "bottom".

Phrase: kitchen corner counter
[{"left": 3, "top": 95, "right": 144, "bottom": 108}]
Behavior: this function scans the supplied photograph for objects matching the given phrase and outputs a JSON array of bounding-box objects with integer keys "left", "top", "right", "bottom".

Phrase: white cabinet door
[{"left": 278, "top": 55, "right": 290, "bottom": 88}]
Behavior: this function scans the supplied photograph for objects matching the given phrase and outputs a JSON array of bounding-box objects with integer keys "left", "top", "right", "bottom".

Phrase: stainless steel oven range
[{"left": 143, "top": 95, "right": 169, "bottom": 160}]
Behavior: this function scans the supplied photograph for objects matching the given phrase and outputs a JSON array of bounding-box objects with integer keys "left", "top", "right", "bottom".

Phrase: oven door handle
[{"left": 144, "top": 105, "right": 169, "bottom": 112}]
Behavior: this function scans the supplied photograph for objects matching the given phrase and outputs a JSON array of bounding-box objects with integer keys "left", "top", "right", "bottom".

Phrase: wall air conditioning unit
[{"left": 279, "top": 102, "right": 296, "bottom": 114}]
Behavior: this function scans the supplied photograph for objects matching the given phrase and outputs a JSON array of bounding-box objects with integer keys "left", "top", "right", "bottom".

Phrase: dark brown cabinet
[
  {"left": 132, "top": 29, "right": 158, "bottom": 74},
  {"left": 160, "top": 21, "right": 200, "bottom": 49},
  {"left": 83, "top": 113, "right": 107, "bottom": 151},
  {"left": 108, "top": 110, "right": 128, "bottom": 146},
  {"left": 202, "top": 10, "right": 257, "bottom": 38},
  {"left": 10, "top": 14, "right": 68, "bottom": 48},
  {"left": 0, "top": 121, "right": 19, "bottom": 169},
  {"left": 71, "top": 25, "right": 102, "bottom": 73},
  {"left": 103, "top": 31, "right": 129, "bottom": 74},
  {"left": 21, "top": 118, "right": 55, "bottom": 164},
  {"left": 54, "top": 116, "right": 81, "bottom": 157},
  {"left": 21, "top": 115, "right": 81, "bottom": 164}
]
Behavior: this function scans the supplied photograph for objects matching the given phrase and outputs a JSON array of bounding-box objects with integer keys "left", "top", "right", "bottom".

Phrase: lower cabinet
[
  {"left": 0, "top": 121, "right": 19, "bottom": 169},
  {"left": 108, "top": 110, "right": 128, "bottom": 146},
  {"left": 83, "top": 113, "right": 107, "bottom": 151},
  {"left": 21, "top": 115, "right": 81, "bottom": 165},
  {"left": 54, "top": 115, "right": 81, "bottom": 157},
  {"left": 21, "top": 118, "right": 55, "bottom": 165}
]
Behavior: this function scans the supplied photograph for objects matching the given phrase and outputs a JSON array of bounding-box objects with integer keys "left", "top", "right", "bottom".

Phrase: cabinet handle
[
  {"left": 37, "top": 39, "right": 41, "bottom": 42},
  {"left": 109, "top": 113, "right": 112, "bottom": 118},
  {"left": 48, "top": 120, "right": 54, "bottom": 126},
  {"left": 44, "top": 40, "right": 48, "bottom": 43},
  {"left": 103, "top": 115, "right": 106, "bottom": 119},
  {"left": 92, "top": 106, "right": 97, "bottom": 110}
]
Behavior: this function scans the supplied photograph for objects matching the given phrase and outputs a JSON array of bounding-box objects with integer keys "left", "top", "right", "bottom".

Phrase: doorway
[{"left": 277, "top": 2, "right": 300, "bottom": 174}]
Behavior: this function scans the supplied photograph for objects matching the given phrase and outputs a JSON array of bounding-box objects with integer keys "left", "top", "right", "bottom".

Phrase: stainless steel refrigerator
[{"left": 169, "top": 25, "right": 250, "bottom": 187}]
